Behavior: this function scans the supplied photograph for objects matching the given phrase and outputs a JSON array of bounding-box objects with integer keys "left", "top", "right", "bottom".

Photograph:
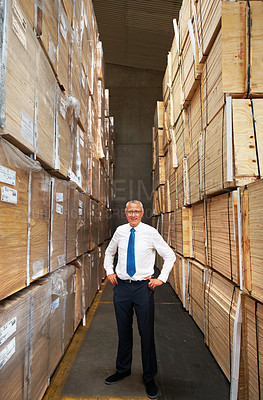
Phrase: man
[{"left": 104, "top": 200, "right": 176, "bottom": 399}]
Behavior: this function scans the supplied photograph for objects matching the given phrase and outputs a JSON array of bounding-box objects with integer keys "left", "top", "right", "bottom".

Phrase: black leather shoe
[
  {"left": 145, "top": 379, "right": 158, "bottom": 399},
  {"left": 105, "top": 371, "right": 131, "bottom": 385}
]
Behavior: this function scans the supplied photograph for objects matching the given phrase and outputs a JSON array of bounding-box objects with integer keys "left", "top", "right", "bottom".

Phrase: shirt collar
[{"left": 128, "top": 222, "right": 142, "bottom": 232}]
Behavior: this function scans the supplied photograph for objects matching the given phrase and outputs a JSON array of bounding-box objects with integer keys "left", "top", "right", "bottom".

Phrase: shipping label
[
  {"left": 1, "top": 186, "right": 17, "bottom": 204},
  {"left": 0, "top": 338, "right": 16, "bottom": 371},
  {"left": 0, "top": 166, "right": 16, "bottom": 186},
  {"left": 56, "top": 192, "right": 63, "bottom": 202},
  {"left": 56, "top": 203, "right": 63, "bottom": 215},
  {"left": 0, "top": 318, "right": 17, "bottom": 346}
]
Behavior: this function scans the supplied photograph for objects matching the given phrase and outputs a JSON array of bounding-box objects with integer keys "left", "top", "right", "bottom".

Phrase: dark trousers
[{"left": 113, "top": 278, "right": 157, "bottom": 383}]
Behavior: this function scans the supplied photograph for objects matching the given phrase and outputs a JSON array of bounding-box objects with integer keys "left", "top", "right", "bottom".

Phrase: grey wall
[{"left": 105, "top": 63, "right": 163, "bottom": 231}]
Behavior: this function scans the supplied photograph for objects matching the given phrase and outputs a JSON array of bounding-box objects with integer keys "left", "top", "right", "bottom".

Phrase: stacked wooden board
[
  {"left": 0, "top": 1, "right": 115, "bottom": 398},
  {"left": 152, "top": 1, "right": 263, "bottom": 398}
]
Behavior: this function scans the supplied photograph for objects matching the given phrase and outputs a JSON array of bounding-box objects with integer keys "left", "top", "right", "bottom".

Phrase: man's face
[{"left": 125, "top": 202, "right": 144, "bottom": 228}]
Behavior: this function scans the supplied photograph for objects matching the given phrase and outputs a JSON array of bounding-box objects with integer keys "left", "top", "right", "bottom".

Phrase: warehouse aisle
[{"left": 44, "top": 279, "right": 230, "bottom": 400}]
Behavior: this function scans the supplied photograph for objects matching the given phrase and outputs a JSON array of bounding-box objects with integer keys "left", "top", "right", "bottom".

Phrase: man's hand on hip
[
  {"left": 108, "top": 273, "right": 118, "bottom": 285},
  {"left": 147, "top": 278, "right": 163, "bottom": 290}
]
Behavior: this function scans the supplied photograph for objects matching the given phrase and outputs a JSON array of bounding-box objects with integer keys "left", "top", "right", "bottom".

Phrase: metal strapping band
[
  {"left": 0, "top": 0, "right": 9, "bottom": 128},
  {"left": 227, "top": 193, "right": 233, "bottom": 282},
  {"left": 26, "top": 170, "right": 32, "bottom": 286},
  {"left": 182, "top": 258, "right": 186, "bottom": 309},
  {"left": 237, "top": 188, "right": 243, "bottom": 290},
  {"left": 246, "top": 0, "right": 251, "bottom": 98},
  {"left": 230, "top": 290, "right": 242, "bottom": 400},
  {"left": 255, "top": 301, "right": 261, "bottom": 399},
  {"left": 250, "top": 99, "right": 261, "bottom": 179}
]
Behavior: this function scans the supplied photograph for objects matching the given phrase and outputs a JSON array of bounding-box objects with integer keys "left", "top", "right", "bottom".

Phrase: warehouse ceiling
[{"left": 92, "top": 0, "right": 182, "bottom": 72}]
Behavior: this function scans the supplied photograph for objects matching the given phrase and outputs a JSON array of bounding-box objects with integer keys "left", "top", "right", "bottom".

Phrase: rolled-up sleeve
[
  {"left": 104, "top": 229, "right": 119, "bottom": 276},
  {"left": 152, "top": 230, "right": 176, "bottom": 283}
]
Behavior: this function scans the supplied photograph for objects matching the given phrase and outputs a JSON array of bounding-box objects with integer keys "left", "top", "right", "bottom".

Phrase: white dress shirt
[{"left": 104, "top": 222, "right": 176, "bottom": 283}]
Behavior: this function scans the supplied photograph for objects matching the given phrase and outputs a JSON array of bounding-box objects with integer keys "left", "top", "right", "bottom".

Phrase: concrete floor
[{"left": 44, "top": 279, "right": 230, "bottom": 400}]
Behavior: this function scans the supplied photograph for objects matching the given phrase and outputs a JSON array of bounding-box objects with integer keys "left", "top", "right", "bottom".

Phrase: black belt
[{"left": 117, "top": 277, "right": 147, "bottom": 284}]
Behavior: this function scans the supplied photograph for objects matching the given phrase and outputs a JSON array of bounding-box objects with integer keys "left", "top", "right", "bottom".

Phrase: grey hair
[{"left": 125, "top": 200, "right": 144, "bottom": 211}]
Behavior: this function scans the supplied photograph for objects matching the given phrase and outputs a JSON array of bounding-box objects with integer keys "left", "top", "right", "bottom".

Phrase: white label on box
[
  {"left": 56, "top": 203, "right": 63, "bottom": 215},
  {"left": 32, "top": 259, "right": 44, "bottom": 280},
  {"left": 79, "top": 208, "right": 83, "bottom": 216},
  {"left": 51, "top": 298, "right": 60, "bottom": 313},
  {"left": 56, "top": 192, "right": 63, "bottom": 202},
  {"left": 0, "top": 338, "right": 16, "bottom": 371},
  {"left": 12, "top": 15, "right": 27, "bottom": 49},
  {"left": 0, "top": 166, "right": 16, "bottom": 186},
  {"left": 21, "top": 111, "right": 33, "bottom": 145},
  {"left": 0, "top": 318, "right": 17, "bottom": 346},
  {"left": 57, "top": 254, "right": 66, "bottom": 268},
  {"left": 48, "top": 35, "right": 56, "bottom": 64},
  {"left": 60, "top": 97, "right": 67, "bottom": 119},
  {"left": 1, "top": 186, "right": 17, "bottom": 204}
]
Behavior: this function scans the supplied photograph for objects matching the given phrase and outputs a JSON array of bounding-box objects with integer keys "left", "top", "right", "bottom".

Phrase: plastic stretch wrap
[
  {"left": 0, "top": 278, "right": 51, "bottom": 400},
  {"left": 16, "top": 0, "right": 35, "bottom": 29},
  {"left": 54, "top": 85, "right": 80, "bottom": 178},
  {"left": 73, "top": 258, "right": 84, "bottom": 331},
  {"left": 49, "top": 176, "right": 68, "bottom": 272},
  {"left": 48, "top": 264, "right": 75, "bottom": 377},
  {"left": 57, "top": 0, "right": 72, "bottom": 93},
  {"left": 77, "top": 191, "right": 86, "bottom": 257},
  {"left": 0, "top": 138, "right": 47, "bottom": 301},
  {"left": 1, "top": 137, "right": 41, "bottom": 172},
  {"left": 66, "top": 182, "right": 78, "bottom": 264},
  {"left": 1, "top": 0, "right": 57, "bottom": 168},
  {"left": 84, "top": 195, "right": 91, "bottom": 251},
  {"left": 89, "top": 199, "right": 99, "bottom": 251},
  {"left": 90, "top": 248, "right": 99, "bottom": 301},
  {"left": 0, "top": 262, "right": 78, "bottom": 400},
  {"left": 96, "top": 40, "right": 104, "bottom": 81},
  {"left": 35, "top": 0, "right": 59, "bottom": 74},
  {"left": 68, "top": 123, "right": 86, "bottom": 190},
  {"left": 29, "top": 167, "right": 50, "bottom": 283},
  {"left": 78, "top": 254, "right": 91, "bottom": 317},
  {"left": 0, "top": 289, "right": 29, "bottom": 400},
  {"left": 0, "top": 0, "right": 38, "bottom": 155}
]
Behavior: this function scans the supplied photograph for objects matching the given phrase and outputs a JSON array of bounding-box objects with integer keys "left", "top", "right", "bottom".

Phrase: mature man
[{"left": 104, "top": 200, "right": 176, "bottom": 399}]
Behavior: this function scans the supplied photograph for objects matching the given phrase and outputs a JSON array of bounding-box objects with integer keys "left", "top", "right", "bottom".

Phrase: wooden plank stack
[
  {"left": 0, "top": 0, "right": 115, "bottom": 398},
  {"left": 152, "top": 0, "right": 263, "bottom": 396}
]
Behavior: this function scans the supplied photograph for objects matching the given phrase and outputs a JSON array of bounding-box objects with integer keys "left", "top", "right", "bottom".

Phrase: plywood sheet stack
[
  {"left": 0, "top": 1, "right": 115, "bottom": 398},
  {"left": 152, "top": 0, "right": 263, "bottom": 395}
]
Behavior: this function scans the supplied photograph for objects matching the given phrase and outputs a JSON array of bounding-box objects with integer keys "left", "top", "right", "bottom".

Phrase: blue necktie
[{"left": 127, "top": 228, "right": 136, "bottom": 277}]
